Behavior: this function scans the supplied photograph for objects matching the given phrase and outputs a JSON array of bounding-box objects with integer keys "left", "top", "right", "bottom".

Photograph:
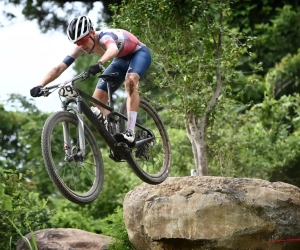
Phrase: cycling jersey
[
  {"left": 99, "top": 28, "right": 144, "bottom": 57},
  {"left": 62, "top": 28, "right": 145, "bottom": 67}
]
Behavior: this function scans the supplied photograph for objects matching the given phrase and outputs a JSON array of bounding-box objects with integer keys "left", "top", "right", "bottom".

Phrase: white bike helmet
[{"left": 67, "top": 15, "right": 94, "bottom": 43}]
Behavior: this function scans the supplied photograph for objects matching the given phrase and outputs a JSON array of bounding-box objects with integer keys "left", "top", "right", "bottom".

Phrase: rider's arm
[
  {"left": 39, "top": 62, "right": 68, "bottom": 87},
  {"left": 39, "top": 46, "right": 83, "bottom": 87},
  {"left": 99, "top": 43, "right": 119, "bottom": 64}
]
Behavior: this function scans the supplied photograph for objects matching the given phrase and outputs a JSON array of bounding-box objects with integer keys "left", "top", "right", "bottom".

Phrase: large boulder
[
  {"left": 16, "top": 228, "right": 113, "bottom": 250},
  {"left": 123, "top": 176, "right": 300, "bottom": 250}
]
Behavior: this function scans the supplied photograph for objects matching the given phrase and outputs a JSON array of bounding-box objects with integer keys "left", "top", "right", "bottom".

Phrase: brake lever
[
  {"left": 81, "top": 71, "right": 90, "bottom": 80},
  {"left": 40, "top": 87, "right": 52, "bottom": 97},
  {"left": 43, "top": 91, "right": 52, "bottom": 97}
]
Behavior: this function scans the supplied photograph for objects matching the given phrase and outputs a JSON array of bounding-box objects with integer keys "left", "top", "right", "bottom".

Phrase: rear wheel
[
  {"left": 119, "top": 98, "right": 171, "bottom": 184},
  {"left": 41, "top": 111, "right": 104, "bottom": 204}
]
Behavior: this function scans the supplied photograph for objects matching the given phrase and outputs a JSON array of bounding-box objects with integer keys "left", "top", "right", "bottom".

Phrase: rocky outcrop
[
  {"left": 16, "top": 228, "right": 113, "bottom": 250},
  {"left": 123, "top": 176, "right": 300, "bottom": 250}
]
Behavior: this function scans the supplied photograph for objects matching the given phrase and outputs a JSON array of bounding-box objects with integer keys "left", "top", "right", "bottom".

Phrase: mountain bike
[{"left": 39, "top": 71, "right": 171, "bottom": 204}]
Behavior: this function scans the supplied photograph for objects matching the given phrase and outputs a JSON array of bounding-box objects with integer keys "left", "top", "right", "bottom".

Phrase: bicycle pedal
[
  {"left": 108, "top": 152, "right": 124, "bottom": 162},
  {"left": 115, "top": 142, "right": 132, "bottom": 152},
  {"left": 116, "top": 142, "right": 128, "bottom": 147},
  {"left": 117, "top": 141, "right": 135, "bottom": 149}
]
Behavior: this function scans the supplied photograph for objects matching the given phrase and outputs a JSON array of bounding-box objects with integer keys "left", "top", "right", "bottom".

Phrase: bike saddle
[{"left": 98, "top": 72, "right": 119, "bottom": 82}]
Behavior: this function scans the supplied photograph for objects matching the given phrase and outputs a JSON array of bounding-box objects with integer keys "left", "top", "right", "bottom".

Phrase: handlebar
[
  {"left": 39, "top": 71, "right": 89, "bottom": 97},
  {"left": 39, "top": 71, "right": 120, "bottom": 97}
]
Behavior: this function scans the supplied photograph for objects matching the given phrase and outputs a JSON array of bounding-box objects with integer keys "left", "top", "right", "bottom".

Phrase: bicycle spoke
[
  {"left": 119, "top": 98, "right": 171, "bottom": 183},
  {"left": 48, "top": 116, "right": 99, "bottom": 195},
  {"left": 81, "top": 166, "right": 95, "bottom": 184},
  {"left": 71, "top": 164, "right": 77, "bottom": 191}
]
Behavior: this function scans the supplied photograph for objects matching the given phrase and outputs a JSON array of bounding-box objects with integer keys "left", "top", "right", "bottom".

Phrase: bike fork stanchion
[
  {"left": 62, "top": 122, "right": 72, "bottom": 160},
  {"left": 76, "top": 98, "right": 86, "bottom": 157},
  {"left": 76, "top": 113, "right": 86, "bottom": 157}
]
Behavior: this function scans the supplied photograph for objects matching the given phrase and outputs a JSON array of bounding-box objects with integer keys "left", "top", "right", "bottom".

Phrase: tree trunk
[
  {"left": 186, "top": 113, "right": 208, "bottom": 176},
  {"left": 186, "top": 8, "right": 223, "bottom": 176}
]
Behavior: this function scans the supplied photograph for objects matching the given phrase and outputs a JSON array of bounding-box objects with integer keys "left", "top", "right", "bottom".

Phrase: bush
[
  {"left": 101, "top": 207, "right": 133, "bottom": 250},
  {"left": 0, "top": 167, "right": 52, "bottom": 249}
]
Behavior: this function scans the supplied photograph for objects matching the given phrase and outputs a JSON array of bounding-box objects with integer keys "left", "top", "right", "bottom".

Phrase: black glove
[
  {"left": 87, "top": 62, "right": 103, "bottom": 76},
  {"left": 30, "top": 86, "right": 42, "bottom": 97}
]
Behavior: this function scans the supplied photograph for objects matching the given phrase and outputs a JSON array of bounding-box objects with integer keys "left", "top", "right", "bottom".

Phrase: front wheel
[
  {"left": 119, "top": 98, "right": 172, "bottom": 184},
  {"left": 41, "top": 111, "right": 104, "bottom": 204}
]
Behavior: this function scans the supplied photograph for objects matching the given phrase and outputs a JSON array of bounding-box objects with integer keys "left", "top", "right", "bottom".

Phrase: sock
[{"left": 127, "top": 111, "right": 137, "bottom": 133}]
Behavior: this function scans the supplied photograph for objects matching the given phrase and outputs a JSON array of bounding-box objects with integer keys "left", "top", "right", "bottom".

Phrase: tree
[
  {"left": 1, "top": 0, "right": 122, "bottom": 32},
  {"left": 267, "top": 49, "right": 300, "bottom": 99},
  {"left": 208, "top": 50, "right": 300, "bottom": 186},
  {"left": 228, "top": 1, "right": 300, "bottom": 74},
  {"left": 224, "top": 2, "right": 300, "bottom": 107},
  {"left": 0, "top": 98, "right": 52, "bottom": 244},
  {"left": 110, "top": 0, "right": 250, "bottom": 175},
  {"left": 209, "top": 91, "right": 300, "bottom": 182}
]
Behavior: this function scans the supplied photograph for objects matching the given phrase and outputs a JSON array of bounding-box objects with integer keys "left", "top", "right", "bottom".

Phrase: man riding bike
[{"left": 30, "top": 15, "right": 152, "bottom": 144}]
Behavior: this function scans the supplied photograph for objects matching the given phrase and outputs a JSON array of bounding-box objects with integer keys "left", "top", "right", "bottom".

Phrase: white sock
[{"left": 127, "top": 111, "right": 137, "bottom": 133}]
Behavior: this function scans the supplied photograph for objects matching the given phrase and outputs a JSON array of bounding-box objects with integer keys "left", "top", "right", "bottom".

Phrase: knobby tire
[
  {"left": 119, "top": 98, "right": 171, "bottom": 184},
  {"left": 41, "top": 111, "right": 104, "bottom": 204}
]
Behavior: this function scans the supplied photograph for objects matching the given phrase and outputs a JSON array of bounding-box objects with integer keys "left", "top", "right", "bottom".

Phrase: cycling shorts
[{"left": 96, "top": 46, "right": 152, "bottom": 93}]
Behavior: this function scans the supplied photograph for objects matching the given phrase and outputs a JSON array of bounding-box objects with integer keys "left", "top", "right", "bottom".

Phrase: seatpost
[{"left": 106, "top": 81, "right": 114, "bottom": 108}]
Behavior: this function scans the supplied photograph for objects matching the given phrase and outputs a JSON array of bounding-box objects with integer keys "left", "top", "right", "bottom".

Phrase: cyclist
[{"left": 30, "top": 15, "right": 152, "bottom": 144}]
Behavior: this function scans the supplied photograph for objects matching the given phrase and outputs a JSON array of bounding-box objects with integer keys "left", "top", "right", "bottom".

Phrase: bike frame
[{"left": 50, "top": 73, "right": 154, "bottom": 158}]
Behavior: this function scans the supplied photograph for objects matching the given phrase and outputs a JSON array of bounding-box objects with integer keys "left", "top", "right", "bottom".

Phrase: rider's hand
[
  {"left": 87, "top": 62, "right": 103, "bottom": 76},
  {"left": 30, "top": 86, "right": 43, "bottom": 97}
]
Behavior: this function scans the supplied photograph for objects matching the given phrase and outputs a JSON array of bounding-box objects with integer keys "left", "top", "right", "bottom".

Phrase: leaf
[
  {"left": 2, "top": 196, "right": 13, "bottom": 211},
  {"left": 0, "top": 185, "right": 4, "bottom": 198}
]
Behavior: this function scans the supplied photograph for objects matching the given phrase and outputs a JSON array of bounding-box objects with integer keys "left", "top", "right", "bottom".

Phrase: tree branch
[{"left": 205, "top": 6, "right": 223, "bottom": 125}]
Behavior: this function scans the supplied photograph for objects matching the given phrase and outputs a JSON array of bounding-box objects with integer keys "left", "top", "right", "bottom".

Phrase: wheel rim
[
  {"left": 130, "top": 103, "right": 170, "bottom": 177},
  {"left": 49, "top": 118, "right": 99, "bottom": 196}
]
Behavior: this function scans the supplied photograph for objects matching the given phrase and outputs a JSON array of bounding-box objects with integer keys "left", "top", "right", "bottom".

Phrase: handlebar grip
[{"left": 40, "top": 88, "right": 50, "bottom": 97}]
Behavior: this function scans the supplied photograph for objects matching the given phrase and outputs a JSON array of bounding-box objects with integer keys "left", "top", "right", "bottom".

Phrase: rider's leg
[
  {"left": 124, "top": 46, "right": 151, "bottom": 135},
  {"left": 114, "top": 46, "right": 152, "bottom": 143},
  {"left": 92, "top": 58, "right": 126, "bottom": 120},
  {"left": 92, "top": 89, "right": 109, "bottom": 115},
  {"left": 125, "top": 73, "right": 140, "bottom": 132}
]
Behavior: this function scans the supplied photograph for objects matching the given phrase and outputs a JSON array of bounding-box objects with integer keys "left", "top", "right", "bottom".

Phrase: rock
[
  {"left": 123, "top": 176, "right": 300, "bottom": 250},
  {"left": 16, "top": 228, "right": 113, "bottom": 250}
]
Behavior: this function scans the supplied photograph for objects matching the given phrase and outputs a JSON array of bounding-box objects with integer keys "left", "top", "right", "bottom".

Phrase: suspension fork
[
  {"left": 75, "top": 97, "right": 86, "bottom": 157},
  {"left": 62, "top": 97, "right": 86, "bottom": 158}
]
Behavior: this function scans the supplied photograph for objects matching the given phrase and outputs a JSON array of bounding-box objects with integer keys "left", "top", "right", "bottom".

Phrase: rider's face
[{"left": 75, "top": 32, "right": 94, "bottom": 52}]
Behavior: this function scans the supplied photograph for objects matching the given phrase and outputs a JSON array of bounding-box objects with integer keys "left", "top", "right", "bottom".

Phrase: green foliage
[
  {"left": 209, "top": 93, "right": 300, "bottom": 182},
  {"left": 49, "top": 198, "right": 104, "bottom": 233},
  {"left": 0, "top": 167, "right": 51, "bottom": 249},
  {"left": 228, "top": 2, "right": 300, "bottom": 75},
  {"left": 0, "top": 95, "right": 58, "bottom": 199},
  {"left": 0, "top": 96, "right": 37, "bottom": 170},
  {"left": 229, "top": 71, "right": 265, "bottom": 104},
  {"left": 1, "top": 0, "right": 120, "bottom": 32},
  {"left": 265, "top": 49, "right": 300, "bottom": 98},
  {"left": 8, "top": 218, "right": 38, "bottom": 250},
  {"left": 254, "top": 5, "right": 300, "bottom": 72},
  {"left": 101, "top": 207, "right": 133, "bottom": 250},
  {"left": 168, "top": 128, "right": 194, "bottom": 177}
]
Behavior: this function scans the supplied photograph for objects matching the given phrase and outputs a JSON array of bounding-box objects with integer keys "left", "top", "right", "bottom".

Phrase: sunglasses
[{"left": 75, "top": 35, "right": 90, "bottom": 46}]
